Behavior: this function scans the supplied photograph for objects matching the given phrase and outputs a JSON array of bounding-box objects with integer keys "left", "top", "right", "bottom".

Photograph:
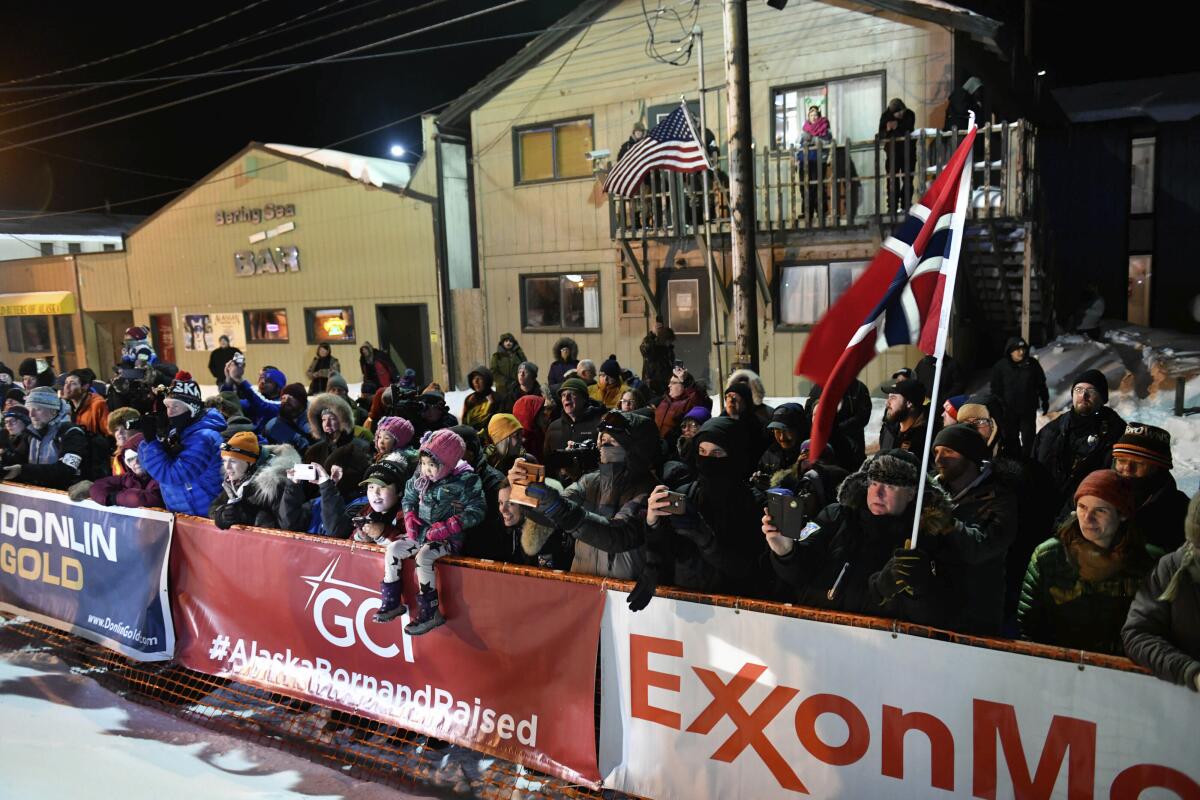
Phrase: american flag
[
  {"left": 602, "top": 105, "right": 709, "bottom": 196},
  {"left": 796, "top": 125, "right": 977, "bottom": 460}
]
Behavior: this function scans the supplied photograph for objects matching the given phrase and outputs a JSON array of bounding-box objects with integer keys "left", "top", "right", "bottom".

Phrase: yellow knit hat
[{"left": 487, "top": 413, "right": 522, "bottom": 444}]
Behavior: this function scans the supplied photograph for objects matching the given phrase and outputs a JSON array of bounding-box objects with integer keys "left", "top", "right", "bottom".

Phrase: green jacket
[
  {"left": 489, "top": 333, "right": 526, "bottom": 399},
  {"left": 1018, "top": 520, "right": 1161, "bottom": 655}
]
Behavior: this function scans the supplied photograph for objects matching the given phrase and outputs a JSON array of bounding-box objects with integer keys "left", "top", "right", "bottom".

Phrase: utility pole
[{"left": 722, "top": 0, "right": 758, "bottom": 372}]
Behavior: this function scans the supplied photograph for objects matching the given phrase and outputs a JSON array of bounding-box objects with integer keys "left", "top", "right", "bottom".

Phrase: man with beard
[
  {"left": 878, "top": 377, "right": 932, "bottom": 462},
  {"left": 543, "top": 378, "right": 604, "bottom": 485},
  {"left": 62, "top": 369, "right": 109, "bottom": 437},
  {"left": 1035, "top": 369, "right": 1125, "bottom": 510},
  {"left": 927, "top": 424, "right": 1019, "bottom": 635},
  {"left": 1112, "top": 423, "right": 1189, "bottom": 551},
  {"left": 645, "top": 416, "right": 768, "bottom": 598},
  {"left": 1, "top": 388, "right": 88, "bottom": 489},
  {"left": 511, "top": 411, "right": 659, "bottom": 605}
]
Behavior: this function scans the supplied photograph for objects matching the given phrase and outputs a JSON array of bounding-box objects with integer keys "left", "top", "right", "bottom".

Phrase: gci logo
[{"left": 301, "top": 557, "right": 413, "bottom": 662}]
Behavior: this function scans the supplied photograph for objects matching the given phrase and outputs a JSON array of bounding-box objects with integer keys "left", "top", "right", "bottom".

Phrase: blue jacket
[
  {"left": 264, "top": 408, "right": 311, "bottom": 451},
  {"left": 235, "top": 379, "right": 280, "bottom": 436},
  {"left": 138, "top": 409, "right": 225, "bottom": 516}
]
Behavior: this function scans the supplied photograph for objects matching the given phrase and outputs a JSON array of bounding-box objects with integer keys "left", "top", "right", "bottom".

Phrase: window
[
  {"left": 67, "top": 242, "right": 81, "bottom": 254},
  {"left": 39, "top": 242, "right": 54, "bottom": 256},
  {"left": 514, "top": 117, "right": 593, "bottom": 183},
  {"left": 103, "top": 243, "right": 116, "bottom": 252},
  {"left": 305, "top": 306, "right": 356, "bottom": 344},
  {"left": 777, "top": 260, "right": 869, "bottom": 328},
  {"left": 4, "top": 315, "right": 52, "bottom": 352},
  {"left": 1130, "top": 137, "right": 1155, "bottom": 214},
  {"left": 521, "top": 273, "right": 600, "bottom": 331},
  {"left": 772, "top": 74, "right": 884, "bottom": 149},
  {"left": 244, "top": 309, "right": 289, "bottom": 343}
]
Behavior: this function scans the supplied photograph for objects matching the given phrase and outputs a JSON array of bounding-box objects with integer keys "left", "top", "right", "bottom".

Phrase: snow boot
[
  {"left": 404, "top": 589, "right": 445, "bottom": 635},
  {"left": 374, "top": 579, "right": 407, "bottom": 622}
]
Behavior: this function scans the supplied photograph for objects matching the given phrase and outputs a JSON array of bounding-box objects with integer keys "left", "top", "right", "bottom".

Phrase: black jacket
[
  {"left": 806, "top": 380, "right": 872, "bottom": 471},
  {"left": 543, "top": 403, "right": 604, "bottom": 484},
  {"left": 914, "top": 355, "right": 965, "bottom": 411},
  {"left": 1122, "top": 545, "right": 1200, "bottom": 690},
  {"left": 1034, "top": 405, "right": 1126, "bottom": 502},
  {"left": 879, "top": 413, "right": 932, "bottom": 464},
  {"left": 1131, "top": 474, "right": 1191, "bottom": 553},
  {"left": 207, "top": 346, "right": 241, "bottom": 382},
  {"left": 21, "top": 415, "right": 89, "bottom": 490},
  {"left": 990, "top": 352, "right": 1049, "bottom": 415},
  {"left": 639, "top": 330, "right": 676, "bottom": 394},
  {"left": 208, "top": 446, "right": 307, "bottom": 531}
]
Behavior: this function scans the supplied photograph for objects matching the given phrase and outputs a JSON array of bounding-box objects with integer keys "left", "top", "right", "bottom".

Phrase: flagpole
[
  {"left": 909, "top": 113, "right": 976, "bottom": 551},
  {"left": 693, "top": 27, "right": 724, "bottom": 384}
]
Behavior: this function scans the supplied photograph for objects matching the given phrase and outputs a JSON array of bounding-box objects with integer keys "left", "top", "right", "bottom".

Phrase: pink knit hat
[
  {"left": 420, "top": 429, "right": 465, "bottom": 480},
  {"left": 376, "top": 416, "right": 414, "bottom": 449}
]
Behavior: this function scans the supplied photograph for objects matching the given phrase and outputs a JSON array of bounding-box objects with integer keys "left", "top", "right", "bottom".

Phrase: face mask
[
  {"left": 496, "top": 438, "right": 517, "bottom": 456},
  {"left": 168, "top": 412, "right": 193, "bottom": 432},
  {"left": 599, "top": 442, "right": 627, "bottom": 464},
  {"left": 696, "top": 454, "right": 733, "bottom": 480}
]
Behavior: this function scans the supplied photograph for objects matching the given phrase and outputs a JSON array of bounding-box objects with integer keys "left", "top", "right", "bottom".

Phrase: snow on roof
[{"left": 263, "top": 143, "right": 411, "bottom": 191}]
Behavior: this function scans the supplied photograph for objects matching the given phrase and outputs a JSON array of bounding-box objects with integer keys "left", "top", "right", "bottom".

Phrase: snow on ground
[{"left": 0, "top": 642, "right": 436, "bottom": 800}]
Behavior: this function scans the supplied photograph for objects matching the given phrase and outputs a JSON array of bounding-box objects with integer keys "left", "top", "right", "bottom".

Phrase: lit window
[
  {"left": 515, "top": 118, "right": 593, "bottom": 183},
  {"left": 244, "top": 309, "right": 289, "bottom": 343},
  {"left": 521, "top": 273, "right": 600, "bottom": 331},
  {"left": 305, "top": 307, "right": 356, "bottom": 344},
  {"left": 777, "top": 260, "right": 869, "bottom": 328}
]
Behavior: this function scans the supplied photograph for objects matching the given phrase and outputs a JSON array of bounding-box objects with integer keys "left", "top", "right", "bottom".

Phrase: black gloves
[
  {"left": 877, "top": 548, "right": 937, "bottom": 599},
  {"left": 138, "top": 412, "right": 159, "bottom": 442},
  {"left": 526, "top": 482, "right": 584, "bottom": 531},
  {"left": 627, "top": 567, "right": 659, "bottom": 612}
]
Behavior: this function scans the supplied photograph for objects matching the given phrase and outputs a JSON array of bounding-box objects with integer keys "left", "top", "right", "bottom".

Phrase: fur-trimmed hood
[
  {"left": 244, "top": 444, "right": 302, "bottom": 506},
  {"left": 306, "top": 392, "right": 354, "bottom": 437},
  {"left": 520, "top": 515, "right": 557, "bottom": 557},
  {"left": 552, "top": 337, "right": 579, "bottom": 363},
  {"left": 726, "top": 369, "right": 766, "bottom": 407}
]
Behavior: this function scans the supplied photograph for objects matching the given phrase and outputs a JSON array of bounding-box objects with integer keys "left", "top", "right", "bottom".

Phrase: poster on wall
[
  {"left": 210, "top": 313, "right": 246, "bottom": 349},
  {"left": 181, "top": 314, "right": 215, "bottom": 351}
]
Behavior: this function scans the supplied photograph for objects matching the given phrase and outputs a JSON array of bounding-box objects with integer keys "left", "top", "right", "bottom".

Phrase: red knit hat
[{"left": 1074, "top": 470, "right": 1134, "bottom": 519}]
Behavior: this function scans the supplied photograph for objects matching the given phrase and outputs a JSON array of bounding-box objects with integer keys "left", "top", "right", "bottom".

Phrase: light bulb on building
[{"left": 390, "top": 145, "right": 406, "bottom": 158}]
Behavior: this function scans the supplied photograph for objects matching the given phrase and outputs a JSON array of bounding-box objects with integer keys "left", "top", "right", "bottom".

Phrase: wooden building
[{"left": 435, "top": 0, "right": 1040, "bottom": 394}]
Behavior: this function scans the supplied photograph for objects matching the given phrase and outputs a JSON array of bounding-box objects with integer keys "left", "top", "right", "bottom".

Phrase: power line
[
  {"left": 1, "top": 0, "right": 276, "bottom": 86},
  {"left": 0, "top": 99, "right": 452, "bottom": 223},
  {"left": 0, "top": 0, "right": 529, "bottom": 154},
  {"left": 2, "top": 138, "right": 195, "bottom": 183},
  {"left": 0, "top": 0, "right": 375, "bottom": 116}
]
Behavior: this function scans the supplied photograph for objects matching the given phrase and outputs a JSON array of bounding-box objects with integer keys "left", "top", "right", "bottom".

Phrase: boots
[
  {"left": 404, "top": 589, "right": 445, "bottom": 635},
  {"left": 374, "top": 579, "right": 407, "bottom": 622}
]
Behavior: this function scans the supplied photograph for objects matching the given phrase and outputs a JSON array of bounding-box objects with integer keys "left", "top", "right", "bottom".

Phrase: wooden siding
[
  {"left": 0, "top": 256, "right": 86, "bottom": 370},
  {"left": 76, "top": 251, "right": 132, "bottom": 311},
  {"left": 119, "top": 145, "right": 444, "bottom": 384},
  {"left": 469, "top": 0, "right": 951, "bottom": 394}
]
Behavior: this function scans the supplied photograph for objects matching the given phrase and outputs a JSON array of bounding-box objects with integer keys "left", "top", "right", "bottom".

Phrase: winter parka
[
  {"left": 461, "top": 366, "right": 498, "bottom": 432},
  {"left": 88, "top": 466, "right": 163, "bottom": 509},
  {"left": 1122, "top": 544, "right": 1200, "bottom": 689},
  {"left": 488, "top": 333, "right": 526, "bottom": 400},
  {"left": 990, "top": 339, "right": 1049, "bottom": 414},
  {"left": 547, "top": 337, "right": 579, "bottom": 389},
  {"left": 208, "top": 444, "right": 307, "bottom": 531},
  {"left": 1035, "top": 405, "right": 1126, "bottom": 505},
  {"left": 22, "top": 405, "right": 89, "bottom": 490},
  {"left": 402, "top": 462, "right": 486, "bottom": 550},
  {"left": 138, "top": 408, "right": 225, "bottom": 516}
]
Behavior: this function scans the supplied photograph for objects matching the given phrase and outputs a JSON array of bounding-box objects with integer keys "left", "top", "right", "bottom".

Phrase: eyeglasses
[
  {"left": 964, "top": 418, "right": 993, "bottom": 429},
  {"left": 599, "top": 410, "right": 629, "bottom": 434},
  {"left": 1072, "top": 386, "right": 1099, "bottom": 399}
]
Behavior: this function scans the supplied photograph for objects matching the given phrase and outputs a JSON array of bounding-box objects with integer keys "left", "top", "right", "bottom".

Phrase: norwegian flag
[
  {"left": 796, "top": 125, "right": 977, "bottom": 460},
  {"left": 602, "top": 104, "right": 710, "bottom": 196}
]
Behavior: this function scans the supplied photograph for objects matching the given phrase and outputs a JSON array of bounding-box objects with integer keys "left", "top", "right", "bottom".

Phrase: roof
[
  {"left": 0, "top": 211, "right": 143, "bottom": 237},
  {"left": 263, "top": 143, "right": 411, "bottom": 191},
  {"left": 1053, "top": 73, "right": 1200, "bottom": 123},
  {"left": 436, "top": 0, "right": 1002, "bottom": 132}
]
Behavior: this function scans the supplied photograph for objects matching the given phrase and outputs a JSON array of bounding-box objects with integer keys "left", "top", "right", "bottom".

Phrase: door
[
  {"left": 375, "top": 304, "right": 431, "bottom": 387},
  {"left": 657, "top": 268, "right": 711, "bottom": 387}
]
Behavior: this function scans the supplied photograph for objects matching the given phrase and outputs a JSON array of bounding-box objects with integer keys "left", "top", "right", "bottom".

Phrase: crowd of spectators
[{"left": 1, "top": 325, "right": 1196, "bottom": 690}]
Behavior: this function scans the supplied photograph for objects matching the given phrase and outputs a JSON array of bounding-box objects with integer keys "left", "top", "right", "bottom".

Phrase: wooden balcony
[{"left": 608, "top": 121, "right": 1036, "bottom": 240}]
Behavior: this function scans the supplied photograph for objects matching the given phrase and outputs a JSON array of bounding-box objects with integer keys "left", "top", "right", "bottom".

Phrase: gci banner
[
  {"left": 0, "top": 484, "right": 175, "bottom": 660},
  {"left": 170, "top": 517, "right": 604, "bottom": 786},
  {"left": 600, "top": 592, "right": 1200, "bottom": 799}
]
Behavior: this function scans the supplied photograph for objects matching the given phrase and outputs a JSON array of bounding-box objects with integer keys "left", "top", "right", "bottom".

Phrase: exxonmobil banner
[
  {"left": 599, "top": 592, "right": 1200, "bottom": 799},
  {"left": 170, "top": 518, "right": 603, "bottom": 786},
  {"left": 0, "top": 484, "right": 174, "bottom": 660}
]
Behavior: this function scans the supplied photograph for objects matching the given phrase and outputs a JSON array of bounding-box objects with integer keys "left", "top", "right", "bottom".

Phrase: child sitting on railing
[{"left": 376, "top": 429, "right": 485, "bottom": 635}]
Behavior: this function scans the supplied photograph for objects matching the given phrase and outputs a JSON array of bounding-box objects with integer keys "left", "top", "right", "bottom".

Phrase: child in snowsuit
[{"left": 376, "top": 429, "right": 485, "bottom": 635}]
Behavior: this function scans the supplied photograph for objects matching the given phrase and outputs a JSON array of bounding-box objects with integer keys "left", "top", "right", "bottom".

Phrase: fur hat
[
  {"left": 376, "top": 416, "right": 414, "bottom": 449},
  {"left": 167, "top": 371, "right": 203, "bottom": 416},
  {"left": 107, "top": 406, "right": 141, "bottom": 434},
  {"left": 306, "top": 393, "right": 352, "bottom": 436},
  {"left": 488, "top": 413, "right": 522, "bottom": 444},
  {"left": 726, "top": 369, "right": 766, "bottom": 407},
  {"left": 865, "top": 449, "right": 921, "bottom": 488},
  {"left": 220, "top": 430, "right": 261, "bottom": 464},
  {"left": 599, "top": 354, "right": 622, "bottom": 379},
  {"left": 933, "top": 423, "right": 991, "bottom": 466},
  {"left": 1072, "top": 369, "right": 1109, "bottom": 405},
  {"left": 1112, "top": 423, "right": 1172, "bottom": 469},
  {"left": 18, "top": 358, "right": 39, "bottom": 377},
  {"left": 420, "top": 429, "right": 465, "bottom": 474},
  {"left": 1074, "top": 470, "right": 1134, "bottom": 519}
]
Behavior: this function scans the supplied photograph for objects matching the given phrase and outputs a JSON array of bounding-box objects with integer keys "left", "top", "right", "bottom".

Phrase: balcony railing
[{"left": 608, "top": 120, "right": 1035, "bottom": 240}]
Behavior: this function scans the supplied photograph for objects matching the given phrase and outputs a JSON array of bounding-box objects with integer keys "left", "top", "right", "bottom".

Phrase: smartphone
[
  {"left": 509, "top": 462, "right": 546, "bottom": 508},
  {"left": 664, "top": 490, "right": 687, "bottom": 514},
  {"left": 766, "top": 488, "right": 808, "bottom": 539},
  {"left": 292, "top": 463, "right": 318, "bottom": 482}
]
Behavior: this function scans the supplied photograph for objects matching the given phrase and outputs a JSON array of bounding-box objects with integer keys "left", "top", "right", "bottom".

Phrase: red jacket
[
  {"left": 654, "top": 387, "right": 705, "bottom": 439},
  {"left": 89, "top": 469, "right": 164, "bottom": 509}
]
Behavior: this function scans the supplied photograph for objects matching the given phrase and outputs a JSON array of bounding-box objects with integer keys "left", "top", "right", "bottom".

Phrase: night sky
[{"left": 0, "top": 0, "right": 1186, "bottom": 218}]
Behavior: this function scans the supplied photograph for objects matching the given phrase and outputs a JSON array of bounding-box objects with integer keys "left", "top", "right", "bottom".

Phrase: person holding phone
[
  {"left": 208, "top": 431, "right": 307, "bottom": 531},
  {"left": 643, "top": 416, "right": 767, "bottom": 597}
]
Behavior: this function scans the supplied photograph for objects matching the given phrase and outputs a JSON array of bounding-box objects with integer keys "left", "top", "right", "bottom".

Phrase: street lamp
[{"left": 389, "top": 144, "right": 406, "bottom": 158}]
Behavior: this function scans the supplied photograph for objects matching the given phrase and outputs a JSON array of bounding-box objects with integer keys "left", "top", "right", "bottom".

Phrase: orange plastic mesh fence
[{"left": 0, "top": 615, "right": 629, "bottom": 799}]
